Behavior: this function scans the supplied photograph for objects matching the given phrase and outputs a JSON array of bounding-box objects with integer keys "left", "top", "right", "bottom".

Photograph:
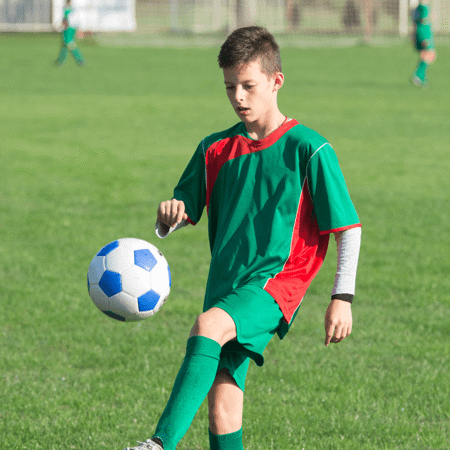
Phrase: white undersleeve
[
  {"left": 332, "top": 227, "right": 361, "bottom": 297},
  {"left": 155, "top": 219, "right": 189, "bottom": 239}
]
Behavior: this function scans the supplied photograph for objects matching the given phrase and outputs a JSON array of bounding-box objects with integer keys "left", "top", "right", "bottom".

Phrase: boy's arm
[
  {"left": 324, "top": 226, "right": 361, "bottom": 346},
  {"left": 54, "top": 18, "right": 68, "bottom": 32},
  {"left": 155, "top": 199, "right": 189, "bottom": 239},
  {"left": 421, "top": 39, "right": 430, "bottom": 49}
]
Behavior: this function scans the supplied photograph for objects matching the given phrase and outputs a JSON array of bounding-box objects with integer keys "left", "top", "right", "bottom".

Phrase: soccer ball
[{"left": 87, "top": 238, "right": 171, "bottom": 321}]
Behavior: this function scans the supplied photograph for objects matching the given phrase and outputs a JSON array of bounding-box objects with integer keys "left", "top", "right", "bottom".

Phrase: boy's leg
[
  {"left": 208, "top": 368, "right": 243, "bottom": 434},
  {"left": 68, "top": 41, "right": 85, "bottom": 66},
  {"left": 201, "top": 285, "right": 285, "bottom": 450},
  {"left": 152, "top": 308, "right": 237, "bottom": 450},
  {"left": 412, "top": 48, "right": 435, "bottom": 86},
  {"left": 126, "top": 285, "right": 281, "bottom": 450},
  {"left": 414, "top": 60, "right": 428, "bottom": 84},
  {"left": 56, "top": 45, "right": 68, "bottom": 65},
  {"left": 208, "top": 369, "right": 245, "bottom": 450}
]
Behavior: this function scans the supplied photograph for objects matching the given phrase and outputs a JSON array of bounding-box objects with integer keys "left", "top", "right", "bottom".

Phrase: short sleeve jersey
[
  {"left": 173, "top": 120, "right": 360, "bottom": 324},
  {"left": 62, "top": 6, "right": 77, "bottom": 42},
  {"left": 414, "top": 4, "right": 434, "bottom": 49}
]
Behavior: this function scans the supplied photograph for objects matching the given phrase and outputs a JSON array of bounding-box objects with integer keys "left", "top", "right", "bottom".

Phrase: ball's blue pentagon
[
  {"left": 97, "top": 240, "right": 119, "bottom": 256},
  {"left": 138, "top": 290, "right": 160, "bottom": 312},
  {"left": 99, "top": 270, "right": 122, "bottom": 297},
  {"left": 87, "top": 274, "right": 90, "bottom": 292},
  {"left": 168, "top": 264, "right": 171, "bottom": 287},
  {"left": 134, "top": 249, "right": 157, "bottom": 272}
]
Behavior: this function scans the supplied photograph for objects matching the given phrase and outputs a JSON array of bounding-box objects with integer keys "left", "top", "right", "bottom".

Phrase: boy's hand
[
  {"left": 324, "top": 299, "right": 352, "bottom": 346},
  {"left": 157, "top": 199, "right": 188, "bottom": 227}
]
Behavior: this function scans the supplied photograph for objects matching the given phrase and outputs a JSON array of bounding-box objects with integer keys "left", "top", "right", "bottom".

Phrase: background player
[
  {"left": 123, "top": 26, "right": 361, "bottom": 450},
  {"left": 55, "top": 0, "right": 85, "bottom": 67},
  {"left": 411, "top": 0, "right": 436, "bottom": 87}
]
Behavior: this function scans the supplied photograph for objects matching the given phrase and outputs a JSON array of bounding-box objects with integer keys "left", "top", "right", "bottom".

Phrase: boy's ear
[{"left": 273, "top": 72, "right": 284, "bottom": 92}]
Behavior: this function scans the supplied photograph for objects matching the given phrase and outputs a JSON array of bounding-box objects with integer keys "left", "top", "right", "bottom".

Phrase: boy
[
  {"left": 55, "top": 0, "right": 85, "bottom": 67},
  {"left": 124, "top": 26, "right": 361, "bottom": 450},
  {"left": 411, "top": 0, "right": 436, "bottom": 87}
]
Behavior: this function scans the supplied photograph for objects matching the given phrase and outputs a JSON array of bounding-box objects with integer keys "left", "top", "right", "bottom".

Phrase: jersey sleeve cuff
[
  {"left": 319, "top": 223, "right": 361, "bottom": 235},
  {"left": 155, "top": 219, "right": 189, "bottom": 239}
]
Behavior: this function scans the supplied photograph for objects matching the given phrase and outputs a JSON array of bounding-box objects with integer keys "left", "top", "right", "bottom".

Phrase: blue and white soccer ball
[{"left": 87, "top": 238, "right": 171, "bottom": 321}]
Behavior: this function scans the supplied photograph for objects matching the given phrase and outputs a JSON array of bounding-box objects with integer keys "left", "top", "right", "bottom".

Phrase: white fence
[
  {"left": 1, "top": 0, "right": 449, "bottom": 35},
  {"left": 0, "top": 0, "right": 136, "bottom": 31}
]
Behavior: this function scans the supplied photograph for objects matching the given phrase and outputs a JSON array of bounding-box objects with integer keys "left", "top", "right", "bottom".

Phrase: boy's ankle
[{"left": 152, "top": 438, "right": 164, "bottom": 448}]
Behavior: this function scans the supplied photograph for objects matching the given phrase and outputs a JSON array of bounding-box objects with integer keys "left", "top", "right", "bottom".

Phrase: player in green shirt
[
  {"left": 55, "top": 0, "right": 85, "bottom": 67},
  {"left": 123, "top": 26, "right": 361, "bottom": 450},
  {"left": 411, "top": 0, "right": 436, "bottom": 87}
]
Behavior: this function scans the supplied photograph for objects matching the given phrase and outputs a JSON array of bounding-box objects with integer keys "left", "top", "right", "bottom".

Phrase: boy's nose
[{"left": 235, "top": 86, "right": 244, "bottom": 102}]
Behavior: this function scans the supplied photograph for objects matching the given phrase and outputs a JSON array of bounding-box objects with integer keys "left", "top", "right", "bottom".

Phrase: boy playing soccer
[
  {"left": 55, "top": 0, "right": 85, "bottom": 67},
  {"left": 411, "top": 0, "right": 436, "bottom": 87},
  {"left": 124, "top": 26, "right": 361, "bottom": 450}
]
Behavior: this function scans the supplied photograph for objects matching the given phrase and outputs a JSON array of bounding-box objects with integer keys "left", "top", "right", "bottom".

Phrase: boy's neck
[{"left": 244, "top": 110, "right": 287, "bottom": 140}]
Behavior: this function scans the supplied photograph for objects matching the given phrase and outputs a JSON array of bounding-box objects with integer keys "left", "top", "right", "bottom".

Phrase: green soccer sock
[
  {"left": 153, "top": 336, "right": 222, "bottom": 450},
  {"left": 209, "top": 428, "right": 244, "bottom": 450},
  {"left": 415, "top": 61, "right": 428, "bottom": 82},
  {"left": 56, "top": 47, "right": 68, "bottom": 65},
  {"left": 71, "top": 47, "right": 85, "bottom": 65}
]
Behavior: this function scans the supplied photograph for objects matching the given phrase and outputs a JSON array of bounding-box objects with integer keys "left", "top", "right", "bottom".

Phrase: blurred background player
[
  {"left": 55, "top": 0, "right": 85, "bottom": 67},
  {"left": 411, "top": 0, "right": 436, "bottom": 87}
]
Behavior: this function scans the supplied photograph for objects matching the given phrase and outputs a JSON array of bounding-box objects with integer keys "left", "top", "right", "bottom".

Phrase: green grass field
[{"left": 1, "top": 33, "right": 450, "bottom": 450}]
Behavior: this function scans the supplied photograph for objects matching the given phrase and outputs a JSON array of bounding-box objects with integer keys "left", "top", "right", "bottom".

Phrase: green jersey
[
  {"left": 414, "top": 4, "right": 434, "bottom": 50},
  {"left": 173, "top": 120, "right": 360, "bottom": 324},
  {"left": 62, "top": 6, "right": 76, "bottom": 43}
]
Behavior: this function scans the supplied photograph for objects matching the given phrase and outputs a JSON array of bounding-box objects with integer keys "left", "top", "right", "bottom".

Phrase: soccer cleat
[
  {"left": 123, "top": 439, "right": 163, "bottom": 450},
  {"left": 411, "top": 76, "right": 429, "bottom": 88},
  {"left": 411, "top": 76, "right": 423, "bottom": 87}
]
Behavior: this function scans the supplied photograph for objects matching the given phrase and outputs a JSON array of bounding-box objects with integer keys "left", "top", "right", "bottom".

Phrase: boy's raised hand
[
  {"left": 157, "top": 199, "right": 188, "bottom": 227},
  {"left": 324, "top": 299, "right": 353, "bottom": 346}
]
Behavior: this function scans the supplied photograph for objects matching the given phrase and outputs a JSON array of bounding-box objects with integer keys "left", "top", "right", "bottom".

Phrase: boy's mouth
[{"left": 237, "top": 106, "right": 249, "bottom": 113}]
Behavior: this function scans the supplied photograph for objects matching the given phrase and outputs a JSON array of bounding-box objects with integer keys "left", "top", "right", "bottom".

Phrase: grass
[{"left": 1, "top": 33, "right": 450, "bottom": 449}]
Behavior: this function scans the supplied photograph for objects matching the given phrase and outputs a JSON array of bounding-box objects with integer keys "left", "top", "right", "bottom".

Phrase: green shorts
[
  {"left": 62, "top": 28, "right": 76, "bottom": 45},
  {"left": 208, "top": 285, "right": 285, "bottom": 392},
  {"left": 415, "top": 27, "right": 434, "bottom": 51}
]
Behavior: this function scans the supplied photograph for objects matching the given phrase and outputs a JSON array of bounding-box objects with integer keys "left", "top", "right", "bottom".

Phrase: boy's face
[{"left": 223, "top": 59, "right": 283, "bottom": 126}]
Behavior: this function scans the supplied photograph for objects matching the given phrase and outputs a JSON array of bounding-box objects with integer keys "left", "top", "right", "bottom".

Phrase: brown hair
[{"left": 218, "top": 26, "right": 282, "bottom": 77}]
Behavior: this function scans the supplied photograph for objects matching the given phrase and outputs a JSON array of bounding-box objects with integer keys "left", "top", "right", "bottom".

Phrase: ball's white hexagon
[
  {"left": 109, "top": 291, "right": 139, "bottom": 317},
  {"left": 150, "top": 261, "right": 171, "bottom": 295},
  {"left": 121, "top": 265, "right": 152, "bottom": 298},
  {"left": 105, "top": 245, "right": 135, "bottom": 273},
  {"left": 88, "top": 256, "right": 106, "bottom": 284},
  {"left": 88, "top": 284, "right": 110, "bottom": 311},
  {"left": 126, "top": 238, "right": 153, "bottom": 251}
]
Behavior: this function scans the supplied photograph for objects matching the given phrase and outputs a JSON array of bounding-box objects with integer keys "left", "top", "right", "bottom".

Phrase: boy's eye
[{"left": 225, "top": 86, "right": 235, "bottom": 90}]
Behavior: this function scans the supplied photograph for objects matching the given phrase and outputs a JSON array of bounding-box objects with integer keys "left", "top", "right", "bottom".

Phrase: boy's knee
[{"left": 189, "top": 308, "right": 237, "bottom": 346}]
